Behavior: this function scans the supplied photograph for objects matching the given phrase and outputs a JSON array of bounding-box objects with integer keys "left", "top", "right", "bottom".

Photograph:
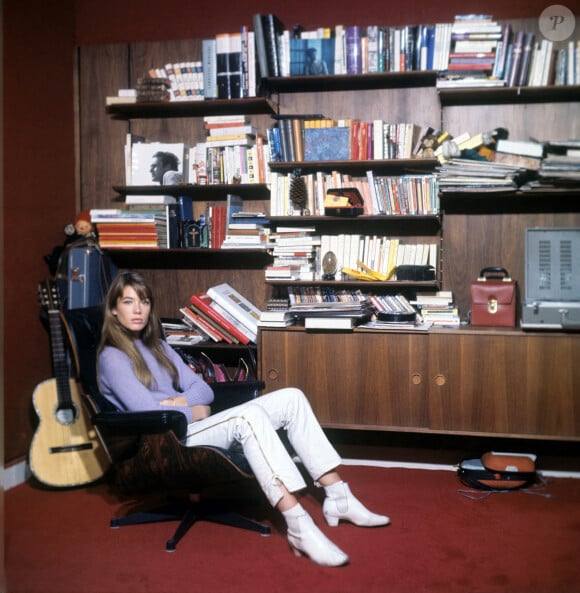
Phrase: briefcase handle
[{"left": 478, "top": 266, "right": 512, "bottom": 281}]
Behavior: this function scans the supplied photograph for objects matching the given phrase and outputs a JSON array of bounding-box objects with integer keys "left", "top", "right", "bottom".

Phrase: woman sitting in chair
[{"left": 97, "top": 271, "right": 389, "bottom": 567}]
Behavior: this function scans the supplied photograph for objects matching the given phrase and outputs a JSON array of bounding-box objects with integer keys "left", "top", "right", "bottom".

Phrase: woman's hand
[
  {"left": 160, "top": 395, "right": 188, "bottom": 407},
  {"left": 159, "top": 397, "right": 210, "bottom": 421},
  {"left": 189, "top": 405, "right": 211, "bottom": 421},
  {"left": 190, "top": 404, "right": 211, "bottom": 422}
]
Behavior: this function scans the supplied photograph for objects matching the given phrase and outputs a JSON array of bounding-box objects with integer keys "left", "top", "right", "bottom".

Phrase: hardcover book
[
  {"left": 496, "top": 138, "right": 544, "bottom": 158},
  {"left": 206, "top": 283, "right": 261, "bottom": 338},
  {"left": 304, "top": 316, "right": 359, "bottom": 330},
  {"left": 182, "top": 305, "right": 234, "bottom": 343},
  {"left": 507, "top": 30, "right": 525, "bottom": 87},
  {"left": 345, "top": 26, "right": 362, "bottom": 74},
  {"left": 252, "top": 13, "right": 269, "bottom": 78},
  {"left": 202, "top": 38, "right": 217, "bottom": 99},
  {"left": 261, "top": 14, "right": 285, "bottom": 78},
  {"left": 216, "top": 33, "right": 242, "bottom": 99},
  {"left": 189, "top": 292, "right": 252, "bottom": 344},
  {"left": 303, "top": 127, "right": 350, "bottom": 161}
]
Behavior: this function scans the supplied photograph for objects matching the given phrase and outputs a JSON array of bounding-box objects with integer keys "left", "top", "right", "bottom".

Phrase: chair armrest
[
  {"left": 211, "top": 380, "right": 265, "bottom": 414},
  {"left": 93, "top": 409, "right": 188, "bottom": 439}
]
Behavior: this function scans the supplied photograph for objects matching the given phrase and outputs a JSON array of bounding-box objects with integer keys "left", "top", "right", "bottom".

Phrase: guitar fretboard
[{"left": 47, "top": 310, "right": 73, "bottom": 408}]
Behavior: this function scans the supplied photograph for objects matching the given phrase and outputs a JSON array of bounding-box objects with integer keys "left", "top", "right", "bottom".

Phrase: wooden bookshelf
[
  {"left": 438, "top": 84, "right": 580, "bottom": 106},
  {"left": 113, "top": 183, "right": 271, "bottom": 200},
  {"left": 264, "top": 71, "right": 439, "bottom": 93},
  {"left": 106, "top": 97, "right": 278, "bottom": 119},
  {"left": 79, "top": 22, "right": 580, "bottom": 441},
  {"left": 268, "top": 158, "right": 437, "bottom": 175}
]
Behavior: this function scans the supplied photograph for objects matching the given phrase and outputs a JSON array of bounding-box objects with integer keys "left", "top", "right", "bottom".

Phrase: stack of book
[
  {"left": 90, "top": 208, "right": 175, "bottom": 249},
  {"left": 266, "top": 226, "right": 319, "bottom": 280},
  {"left": 493, "top": 138, "right": 544, "bottom": 171},
  {"left": 161, "top": 319, "right": 206, "bottom": 346},
  {"left": 444, "top": 15, "right": 502, "bottom": 85},
  {"left": 135, "top": 75, "right": 172, "bottom": 102},
  {"left": 437, "top": 158, "right": 527, "bottom": 193},
  {"left": 537, "top": 154, "right": 580, "bottom": 187},
  {"left": 220, "top": 193, "right": 269, "bottom": 250},
  {"left": 204, "top": 115, "right": 256, "bottom": 148},
  {"left": 258, "top": 309, "right": 296, "bottom": 328},
  {"left": 222, "top": 215, "right": 269, "bottom": 250},
  {"left": 287, "top": 287, "right": 373, "bottom": 329},
  {"left": 410, "top": 291, "right": 460, "bottom": 327},
  {"left": 180, "top": 283, "right": 262, "bottom": 344}
]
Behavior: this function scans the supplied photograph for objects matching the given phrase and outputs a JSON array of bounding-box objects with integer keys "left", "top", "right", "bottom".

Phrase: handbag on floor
[{"left": 458, "top": 451, "right": 537, "bottom": 491}]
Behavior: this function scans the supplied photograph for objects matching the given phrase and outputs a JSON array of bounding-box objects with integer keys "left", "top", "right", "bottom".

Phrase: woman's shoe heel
[{"left": 324, "top": 514, "right": 339, "bottom": 527}]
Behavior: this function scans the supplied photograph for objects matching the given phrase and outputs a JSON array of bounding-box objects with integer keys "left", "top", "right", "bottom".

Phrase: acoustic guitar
[{"left": 29, "top": 281, "right": 110, "bottom": 487}]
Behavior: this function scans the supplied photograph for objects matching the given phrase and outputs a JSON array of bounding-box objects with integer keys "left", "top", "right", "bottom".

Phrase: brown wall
[
  {"left": 2, "top": 0, "right": 565, "bottom": 462},
  {"left": 3, "top": 0, "right": 76, "bottom": 462}
]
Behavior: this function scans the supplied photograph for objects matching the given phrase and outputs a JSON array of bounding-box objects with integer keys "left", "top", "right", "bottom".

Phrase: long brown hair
[{"left": 98, "top": 270, "right": 179, "bottom": 389}]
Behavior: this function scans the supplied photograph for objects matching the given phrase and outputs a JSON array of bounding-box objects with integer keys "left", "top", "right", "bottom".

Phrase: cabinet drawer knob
[
  {"left": 411, "top": 372, "right": 422, "bottom": 385},
  {"left": 268, "top": 368, "right": 279, "bottom": 380},
  {"left": 434, "top": 374, "right": 446, "bottom": 386}
]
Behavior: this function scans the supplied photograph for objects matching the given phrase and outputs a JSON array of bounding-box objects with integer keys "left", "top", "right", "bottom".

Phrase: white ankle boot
[
  {"left": 284, "top": 504, "right": 349, "bottom": 567},
  {"left": 323, "top": 481, "right": 390, "bottom": 527}
]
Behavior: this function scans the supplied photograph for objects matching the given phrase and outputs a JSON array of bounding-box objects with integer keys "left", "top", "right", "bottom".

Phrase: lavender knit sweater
[{"left": 98, "top": 340, "right": 214, "bottom": 423}]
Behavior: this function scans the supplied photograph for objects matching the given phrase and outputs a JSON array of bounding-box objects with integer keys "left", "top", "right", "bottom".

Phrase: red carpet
[{"left": 5, "top": 465, "right": 580, "bottom": 593}]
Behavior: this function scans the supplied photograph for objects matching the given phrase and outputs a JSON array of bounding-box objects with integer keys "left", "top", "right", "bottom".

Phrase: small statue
[
  {"left": 419, "top": 134, "right": 437, "bottom": 158},
  {"left": 72, "top": 210, "right": 95, "bottom": 237},
  {"left": 44, "top": 211, "right": 96, "bottom": 276}
]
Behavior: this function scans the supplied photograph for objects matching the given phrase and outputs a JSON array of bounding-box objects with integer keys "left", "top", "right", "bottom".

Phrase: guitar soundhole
[{"left": 55, "top": 403, "right": 78, "bottom": 425}]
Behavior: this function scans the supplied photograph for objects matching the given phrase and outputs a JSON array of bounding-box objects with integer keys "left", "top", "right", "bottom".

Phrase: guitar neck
[{"left": 47, "top": 310, "right": 73, "bottom": 407}]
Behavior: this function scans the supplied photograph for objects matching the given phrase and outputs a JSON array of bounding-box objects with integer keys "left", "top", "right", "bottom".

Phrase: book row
[
  {"left": 267, "top": 118, "right": 429, "bottom": 163},
  {"left": 107, "top": 12, "right": 579, "bottom": 108},
  {"left": 126, "top": 133, "right": 271, "bottom": 187},
  {"left": 267, "top": 225, "right": 437, "bottom": 282},
  {"left": 256, "top": 13, "right": 579, "bottom": 87},
  {"left": 269, "top": 170, "right": 439, "bottom": 217}
]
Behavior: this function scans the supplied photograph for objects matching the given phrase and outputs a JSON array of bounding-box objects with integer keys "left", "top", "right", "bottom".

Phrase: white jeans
[{"left": 185, "top": 387, "right": 342, "bottom": 507}]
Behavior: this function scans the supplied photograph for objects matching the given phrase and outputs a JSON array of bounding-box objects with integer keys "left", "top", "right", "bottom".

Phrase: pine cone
[{"left": 289, "top": 169, "right": 307, "bottom": 207}]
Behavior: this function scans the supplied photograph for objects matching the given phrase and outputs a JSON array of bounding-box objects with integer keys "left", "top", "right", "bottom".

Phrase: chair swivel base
[{"left": 110, "top": 499, "right": 271, "bottom": 552}]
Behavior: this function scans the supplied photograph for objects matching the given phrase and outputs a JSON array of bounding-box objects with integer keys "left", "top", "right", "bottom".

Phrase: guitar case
[{"left": 56, "top": 238, "right": 117, "bottom": 309}]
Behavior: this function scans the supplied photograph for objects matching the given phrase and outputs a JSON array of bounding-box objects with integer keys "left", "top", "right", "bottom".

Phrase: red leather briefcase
[{"left": 470, "top": 267, "right": 517, "bottom": 327}]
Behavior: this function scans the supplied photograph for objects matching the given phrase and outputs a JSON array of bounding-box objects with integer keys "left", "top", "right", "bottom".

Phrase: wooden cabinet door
[
  {"left": 428, "top": 332, "right": 580, "bottom": 438},
  {"left": 260, "top": 329, "right": 430, "bottom": 430}
]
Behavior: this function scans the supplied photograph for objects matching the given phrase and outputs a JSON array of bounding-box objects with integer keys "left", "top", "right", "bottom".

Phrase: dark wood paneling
[
  {"left": 443, "top": 212, "right": 580, "bottom": 317},
  {"left": 79, "top": 44, "right": 130, "bottom": 209}
]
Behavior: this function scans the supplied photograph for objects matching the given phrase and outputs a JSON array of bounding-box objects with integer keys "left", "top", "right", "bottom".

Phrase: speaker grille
[{"left": 526, "top": 228, "right": 580, "bottom": 301}]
